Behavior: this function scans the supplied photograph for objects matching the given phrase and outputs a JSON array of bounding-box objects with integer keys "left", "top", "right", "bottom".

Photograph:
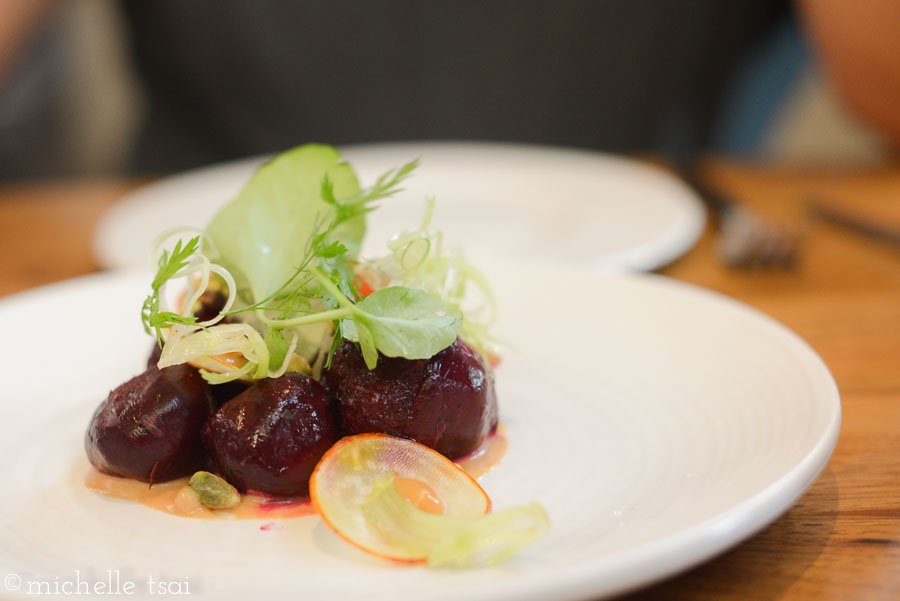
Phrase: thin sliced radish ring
[{"left": 310, "top": 434, "right": 490, "bottom": 563}]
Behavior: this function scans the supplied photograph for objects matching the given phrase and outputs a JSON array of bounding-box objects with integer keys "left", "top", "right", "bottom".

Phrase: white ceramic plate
[
  {"left": 94, "top": 142, "right": 705, "bottom": 273},
  {"left": 0, "top": 263, "right": 839, "bottom": 601}
]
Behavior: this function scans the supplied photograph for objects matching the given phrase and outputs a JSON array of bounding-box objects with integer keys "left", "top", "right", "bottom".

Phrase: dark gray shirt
[{"left": 122, "top": 0, "right": 786, "bottom": 173}]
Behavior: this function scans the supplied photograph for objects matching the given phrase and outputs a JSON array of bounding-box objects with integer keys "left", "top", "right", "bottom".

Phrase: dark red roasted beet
[
  {"left": 327, "top": 339, "right": 498, "bottom": 459},
  {"left": 208, "top": 379, "right": 250, "bottom": 408},
  {"left": 85, "top": 365, "right": 213, "bottom": 483},
  {"left": 202, "top": 374, "right": 339, "bottom": 497}
]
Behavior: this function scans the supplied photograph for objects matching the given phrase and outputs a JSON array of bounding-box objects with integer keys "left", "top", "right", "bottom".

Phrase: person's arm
[
  {"left": 0, "top": 0, "right": 52, "bottom": 83},
  {"left": 797, "top": 0, "right": 900, "bottom": 143}
]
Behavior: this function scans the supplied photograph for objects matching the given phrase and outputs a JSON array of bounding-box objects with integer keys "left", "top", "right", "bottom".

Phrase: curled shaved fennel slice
[
  {"left": 364, "top": 473, "right": 550, "bottom": 568},
  {"left": 159, "top": 323, "right": 269, "bottom": 380}
]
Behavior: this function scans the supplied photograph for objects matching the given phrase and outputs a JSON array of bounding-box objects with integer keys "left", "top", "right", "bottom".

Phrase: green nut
[{"left": 188, "top": 471, "right": 241, "bottom": 509}]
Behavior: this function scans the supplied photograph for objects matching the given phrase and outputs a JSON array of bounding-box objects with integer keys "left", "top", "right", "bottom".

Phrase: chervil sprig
[{"left": 141, "top": 236, "right": 203, "bottom": 344}]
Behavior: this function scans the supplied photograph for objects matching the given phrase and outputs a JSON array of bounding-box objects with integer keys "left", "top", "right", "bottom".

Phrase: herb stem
[
  {"left": 263, "top": 306, "right": 352, "bottom": 328},
  {"left": 310, "top": 266, "right": 356, "bottom": 310}
]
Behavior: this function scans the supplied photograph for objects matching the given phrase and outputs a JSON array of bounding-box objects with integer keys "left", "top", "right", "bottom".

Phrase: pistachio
[{"left": 188, "top": 471, "right": 241, "bottom": 509}]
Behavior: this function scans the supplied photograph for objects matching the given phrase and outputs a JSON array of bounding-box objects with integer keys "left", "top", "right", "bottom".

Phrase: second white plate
[{"left": 94, "top": 142, "right": 705, "bottom": 272}]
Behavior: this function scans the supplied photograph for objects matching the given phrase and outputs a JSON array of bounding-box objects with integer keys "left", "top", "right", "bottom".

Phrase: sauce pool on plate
[
  {"left": 84, "top": 429, "right": 507, "bottom": 520},
  {"left": 84, "top": 470, "right": 316, "bottom": 520}
]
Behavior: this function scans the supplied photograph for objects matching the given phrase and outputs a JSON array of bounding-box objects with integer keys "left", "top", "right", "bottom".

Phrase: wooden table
[{"left": 1, "top": 163, "right": 898, "bottom": 600}]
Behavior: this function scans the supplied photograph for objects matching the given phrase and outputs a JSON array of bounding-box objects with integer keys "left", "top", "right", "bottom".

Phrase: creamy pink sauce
[
  {"left": 85, "top": 426, "right": 507, "bottom": 521},
  {"left": 84, "top": 470, "right": 316, "bottom": 520},
  {"left": 455, "top": 426, "right": 507, "bottom": 479},
  {"left": 393, "top": 477, "right": 445, "bottom": 515}
]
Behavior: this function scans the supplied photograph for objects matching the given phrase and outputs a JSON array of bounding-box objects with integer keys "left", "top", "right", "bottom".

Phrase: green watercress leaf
[{"left": 343, "top": 286, "right": 462, "bottom": 362}]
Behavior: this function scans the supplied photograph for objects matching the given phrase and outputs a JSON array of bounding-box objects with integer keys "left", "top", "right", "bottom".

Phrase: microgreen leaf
[
  {"left": 343, "top": 286, "right": 462, "bottom": 362},
  {"left": 316, "top": 240, "right": 349, "bottom": 259},
  {"left": 147, "top": 312, "right": 198, "bottom": 330},
  {"left": 152, "top": 237, "right": 199, "bottom": 290},
  {"left": 141, "top": 235, "right": 202, "bottom": 343}
]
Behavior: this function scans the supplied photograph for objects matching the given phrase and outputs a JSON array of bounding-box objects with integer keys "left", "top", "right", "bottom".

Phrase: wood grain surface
[
  {"left": 634, "top": 162, "right": 900, "bottom": 601},
  {"left": 1, "top": 162, "right": 898, "bottom": 600}
]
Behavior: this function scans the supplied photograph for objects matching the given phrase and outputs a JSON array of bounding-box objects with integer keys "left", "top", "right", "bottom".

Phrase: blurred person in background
[
  {"left": 0, "top": 0, "right": 897, "bottom": 181},
  {"left": 795, "top": 0, "right": 900, "bottom": 143}
]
